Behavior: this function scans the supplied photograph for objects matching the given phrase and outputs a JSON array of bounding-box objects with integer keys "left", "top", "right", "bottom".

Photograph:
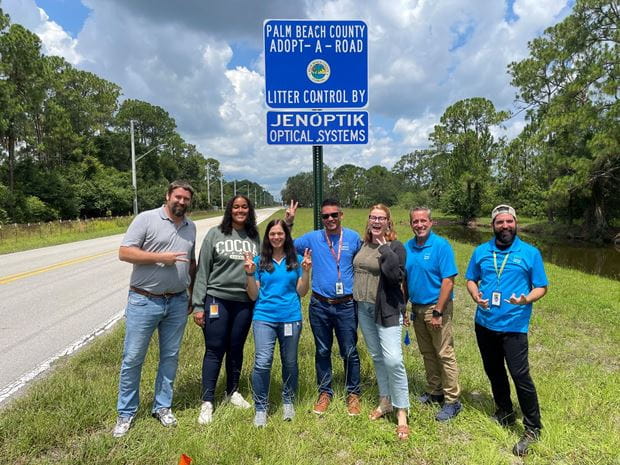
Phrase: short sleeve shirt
[
  {"left": 405, "top": 232, "right": 458, "bottom": 305},
  {"left": 294, "top": 228, "right": 362, "bottom": 298},
  {"left": 252, "top": 255, "right": 302, "bottom": 322},
  {"left": 121, "top": 206, "right": 196, "bottom": 294},
  {"left": 465, "top": 236, "right": 548, "bottom": 333}
]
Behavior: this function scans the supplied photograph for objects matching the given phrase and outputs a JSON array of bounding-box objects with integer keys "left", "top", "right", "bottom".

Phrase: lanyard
[
  {"left": 324, "top": 228, "right": 343, "bottom": 281},
  {"left": 492, "top": 251, "right": 510, "bottom": 284}
]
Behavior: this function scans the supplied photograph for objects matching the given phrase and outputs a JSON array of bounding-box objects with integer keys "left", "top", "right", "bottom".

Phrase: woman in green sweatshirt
[{"left": 191, "top": 195, "right": 261, "bottom": 424}]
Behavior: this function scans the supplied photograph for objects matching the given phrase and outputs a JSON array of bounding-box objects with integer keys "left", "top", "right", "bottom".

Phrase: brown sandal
[
  {"left": 396, "top": 424, "right": 409, "bottom": 440},
  {"left": 369, "top": 404, "right": 393, "bottom": 420}
]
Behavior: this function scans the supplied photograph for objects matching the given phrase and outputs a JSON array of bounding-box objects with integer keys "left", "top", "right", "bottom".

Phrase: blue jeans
[
  {"left": 357, "top": 301, "right": 410, "bottom": 409},
  {"left": 309, "top": 296, "right": 360, "bottom": 396},
  {"left": 117, "top": 291, "right": 188, "bottom": 417},
  {"left": 252, "top": 320, "right": 302, "bottom": 412}
]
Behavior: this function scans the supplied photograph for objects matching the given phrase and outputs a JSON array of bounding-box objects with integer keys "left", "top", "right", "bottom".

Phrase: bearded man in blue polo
[{"left": 466, "top": 204, "right": 548, "bottom": 457}]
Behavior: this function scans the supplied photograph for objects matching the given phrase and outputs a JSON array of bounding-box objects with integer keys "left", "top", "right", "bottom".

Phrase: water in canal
[{"left": 433, "top": 225, "right": 620, "bottom": 281}]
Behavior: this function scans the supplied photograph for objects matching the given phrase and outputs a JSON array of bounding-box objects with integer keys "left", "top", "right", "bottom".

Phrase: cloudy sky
[{"left": 2, "top": 0, "right": 573, "bottom": 198}]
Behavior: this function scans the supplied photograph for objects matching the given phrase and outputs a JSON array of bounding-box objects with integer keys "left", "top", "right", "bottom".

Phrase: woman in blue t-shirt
[{"left": 244, "top": 219, "right": 312, "bottom": 427}]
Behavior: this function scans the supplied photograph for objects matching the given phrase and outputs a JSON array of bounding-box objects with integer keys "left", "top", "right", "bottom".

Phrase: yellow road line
[{"left": 0, "top": 250, "right": 115, "bottom": 285}]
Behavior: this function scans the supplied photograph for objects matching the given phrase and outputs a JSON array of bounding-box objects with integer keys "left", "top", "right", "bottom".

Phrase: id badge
[
  {"left": 209, "top": 303, "right": 219, "bottom": 318},
  {"left": 284, "top": 323, "right": 293, "bottom": 337},
  {"left": 491, "top": 291, "right": 502, "bottom": 307},
  {"left": 335, "top": 281, "right": 344, "bottom": 295}
]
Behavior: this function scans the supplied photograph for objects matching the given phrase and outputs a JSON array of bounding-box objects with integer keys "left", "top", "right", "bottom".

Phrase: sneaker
[
  {"left": 346, "top": 393, "right": 361, "bottom": 416},
  {"left": 417, "top": 392, "right": 445, "bottom": 405},
  {"left": 491, "top": 409, "right": 516, "bottom": 427},
  {"left": 312, "top": 392, "right": 331, "bottom": 415},
  {"left": 283, "top": 403, "right": 295, "bottom": 421},
  {"left": 198, "top": 401, "right": 214, "bottom": 425},
  {"left": 229, "top": 391, "right": 251, "bottom": 409},
  {"left": 513, "top": 428, "right": 540, "bottom": 456},
  {"left": 435, "top": 401, "right": 462, "bottom": 422},
  {"left": 112, "top": 415, "right": 134, "bottom": 438},
  {"left": 253, "top": 410, "right": 267, "bottom": 428},
  {"left": 152, "top": 407, "right": 177, "bottom": 427}
]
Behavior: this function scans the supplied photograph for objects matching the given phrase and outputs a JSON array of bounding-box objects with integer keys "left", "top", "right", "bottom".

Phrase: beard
[
  {"left": 494, "top": 228, "right": 516, "bottom": 246},
  {"left": 170, "top": 203, "right": 187, "bottom": 217}
]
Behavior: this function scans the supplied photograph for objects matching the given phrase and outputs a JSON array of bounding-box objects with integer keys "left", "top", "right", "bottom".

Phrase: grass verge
[
  {"left": 1, "top": 208, "right": 618, "bottom": 464},
  {"left": 0, "top": 211, "right": 221, "bottom": 255}
]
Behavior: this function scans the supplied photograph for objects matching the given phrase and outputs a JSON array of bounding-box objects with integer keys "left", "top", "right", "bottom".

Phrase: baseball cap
[{"left": 491, "top": 204, "right": 517, "bottom": 222}]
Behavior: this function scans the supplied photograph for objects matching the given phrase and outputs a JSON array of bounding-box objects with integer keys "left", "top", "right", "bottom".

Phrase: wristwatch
[{"left": 432, "top": 309, "right": 443, "bottom": 318}]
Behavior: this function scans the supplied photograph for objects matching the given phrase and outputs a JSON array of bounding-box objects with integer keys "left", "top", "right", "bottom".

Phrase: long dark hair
[
  {"left": 219, "top": 195, "right": 258, "bottom": 239},
  {"left": 259, "top": 219, "right": 298, "bottom": 272}
]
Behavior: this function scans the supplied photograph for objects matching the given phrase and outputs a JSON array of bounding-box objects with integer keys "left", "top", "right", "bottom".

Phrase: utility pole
[
  {"left": 206, "top": 164, "right": 211, "bottom": 207},
  {"left": 220, "top": 176, "right": 224, "bottom": 210},
  {"left": 234, "top": 179, "right": 237, "bottom": 196},
  {"left": 130, "top": 120, "right": 138, "bottom": 216}
]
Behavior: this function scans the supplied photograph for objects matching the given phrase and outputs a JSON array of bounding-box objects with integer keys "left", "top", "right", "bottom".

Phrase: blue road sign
[
  {"left": 266, "top": 111, "right": 368, "bottom": 145},
  {"left": 264, "top": 20, "right": 368, "bottom": 109}
]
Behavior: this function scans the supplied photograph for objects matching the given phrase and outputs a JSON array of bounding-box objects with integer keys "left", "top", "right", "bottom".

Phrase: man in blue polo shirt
[
  {"left": 286, "top": 199, "right": 362, "bottom": 416},
  {"left": 404, "top": 207, "right": 462, "bottom": 421},
  {"left": 466, "top": 204, "right": 548, "bottom": 457}
]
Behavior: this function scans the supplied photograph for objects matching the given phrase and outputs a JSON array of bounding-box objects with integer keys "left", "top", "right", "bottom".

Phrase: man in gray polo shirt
[{"left": 112, "top": 180, "right": 197, "bottom": 438}]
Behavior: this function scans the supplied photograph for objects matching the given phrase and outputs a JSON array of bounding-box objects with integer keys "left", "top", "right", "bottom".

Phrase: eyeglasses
[
  {"left": 321, "top": 212, "right": 340, "bottom": 220},
  {"left": 369, "top": 215, "right": 387, "bottom": 222}
]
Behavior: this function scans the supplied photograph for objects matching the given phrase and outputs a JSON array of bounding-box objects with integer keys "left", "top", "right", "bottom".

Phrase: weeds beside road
[{"left": 1, "top": 208, "right": 618, "bottom": 464}]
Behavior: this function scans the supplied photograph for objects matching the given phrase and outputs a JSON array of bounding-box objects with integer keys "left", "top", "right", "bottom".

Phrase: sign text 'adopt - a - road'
[
  {"left": 267, "top": 111, "right": 368, "bottom": 145},
  {"left": 264, "top": 20, "right": 368, "bottom": 109}
]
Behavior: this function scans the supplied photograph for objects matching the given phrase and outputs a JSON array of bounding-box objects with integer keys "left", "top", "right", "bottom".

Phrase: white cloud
[
  {"left": 3, "top": 0, "right": 81, "bottom": 64},
  {"left": 2, "top": 0, "right": 573, "bottom": 197}
]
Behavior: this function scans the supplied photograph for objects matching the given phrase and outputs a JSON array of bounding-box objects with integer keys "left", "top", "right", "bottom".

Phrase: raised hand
[
  {"left": 285, "top": 199, "right": 298, "bottom": 225},
  {"left": 476, "top": 292, "right": 489, "bottom": 309},
  {"left": 160, "top": 252, "right": 188, "bottom": 266},
  {"left": 243, "top": 251, "right": 256, "bottom": 274},
  {"left": 507, "top": 293, "right": 528, "bottom": 305},
  {"left": 301, "top": 248, "right": 312, "bottom": 271}
]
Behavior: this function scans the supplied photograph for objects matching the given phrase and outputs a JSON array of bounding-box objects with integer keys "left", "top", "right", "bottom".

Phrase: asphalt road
[{"left": 0, "top": 207, "right": 281, "bottom": 404}]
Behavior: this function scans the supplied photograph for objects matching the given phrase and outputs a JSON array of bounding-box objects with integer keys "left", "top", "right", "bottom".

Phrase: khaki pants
[{"left": 412, "top": 301, "right": 460, "bottom": 403}]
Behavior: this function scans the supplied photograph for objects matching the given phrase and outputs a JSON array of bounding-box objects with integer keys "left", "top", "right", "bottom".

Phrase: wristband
[
  {"left": 245, "top": 272, "right": 254, "bottom": 276},
  {"left": 432, "top": 310, "right": 443, "bottom": 318}
]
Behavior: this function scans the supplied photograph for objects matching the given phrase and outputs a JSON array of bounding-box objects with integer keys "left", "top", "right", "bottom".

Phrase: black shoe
[
  {"left": 513, "top": 428, "right": 540, "bottom": 456},
  {"left": 491, "top": 409, "right": 516, "bottom": 427},
  {"left": 417, "top": 392, "right": 445, "bottom": 405}
]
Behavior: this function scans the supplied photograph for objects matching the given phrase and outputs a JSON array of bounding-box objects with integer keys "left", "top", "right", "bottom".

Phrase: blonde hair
[{"left": 364, "top": 204, "right": 397, "bottom": 243}]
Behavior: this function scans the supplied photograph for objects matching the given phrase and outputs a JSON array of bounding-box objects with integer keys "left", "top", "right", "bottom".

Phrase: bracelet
[{"left": 245, "top": 272, "right": 254, "bottom": 276}]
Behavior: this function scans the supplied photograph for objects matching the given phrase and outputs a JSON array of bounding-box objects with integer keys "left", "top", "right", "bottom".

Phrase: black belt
[
  {"left": 130, "top": 286, "right": 185, "bottom": 299},
  {"left": 312, "top": 292, "right": 353, "bottom": 305}
]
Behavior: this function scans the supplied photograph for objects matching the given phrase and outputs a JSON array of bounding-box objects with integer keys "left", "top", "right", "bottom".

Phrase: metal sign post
[
  {"left": 312, "top": 145, "right": 324, "bottom": 229},
  {"left": 264, "top": 19, "right": 368, "bottom": 229}
]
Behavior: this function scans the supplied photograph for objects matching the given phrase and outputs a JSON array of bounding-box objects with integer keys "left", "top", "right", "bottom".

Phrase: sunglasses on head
[{"left": 321, "top": 212, "right": 340, "bottom": 220}]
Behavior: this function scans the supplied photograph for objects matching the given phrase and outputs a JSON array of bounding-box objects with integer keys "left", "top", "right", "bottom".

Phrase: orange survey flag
[{"left": 178, "top": 454, "right": 192, "bottom": 465}]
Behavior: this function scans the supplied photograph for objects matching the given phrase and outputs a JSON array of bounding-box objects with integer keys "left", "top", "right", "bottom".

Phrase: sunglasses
[{"left": 321, "top": 212, "right": 340, "bottom": 220}]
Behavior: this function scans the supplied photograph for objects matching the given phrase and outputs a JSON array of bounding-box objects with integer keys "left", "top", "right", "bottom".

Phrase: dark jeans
[
  {"left": 200, "top": 295, "right": 253, "bottom": 402},
  {"left": 309, "top": 296, "right": 360, "bottom": 396},
  {"left": 475, "top": 323, "right": 542, "bottom": 430}
]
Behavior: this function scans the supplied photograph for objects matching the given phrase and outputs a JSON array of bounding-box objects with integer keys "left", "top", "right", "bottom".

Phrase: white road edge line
[
  {"left": 0, "top": 310, "right": 125, "bottom": 405},
  {"left": 0, "top": 208, "right": 282, "bottom": 405}
]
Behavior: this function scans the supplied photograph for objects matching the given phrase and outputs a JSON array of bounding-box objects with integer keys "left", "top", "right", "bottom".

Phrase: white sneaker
[
  {"left": 229, "top": 391, "right": 251, "bottom": 409},
  {"left": 152, "top": 407, "right": 178, "bottom": 427},
  {"left": 112, "top": 415, "right": 134, "bottom": 438},
  {"left": 198, "top": 401, "right": 214, "bottom": 424},
  {"left": 254, "top": 410, "right": 267, "bottom": 427},
  {"left": 283, "top": 403, "right": 295, "bottom": 421}
]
